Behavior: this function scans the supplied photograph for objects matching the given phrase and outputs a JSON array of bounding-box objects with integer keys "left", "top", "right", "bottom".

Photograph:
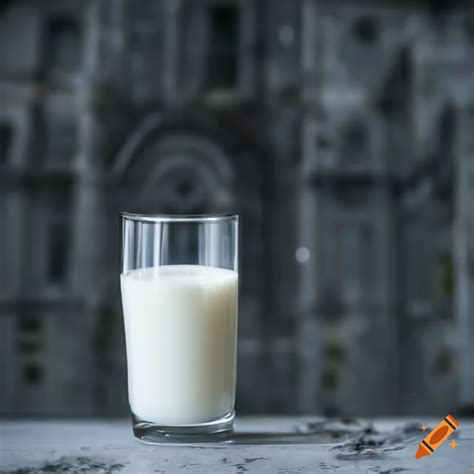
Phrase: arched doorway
[{"left": 113, "top": 131, "right": 235, "bottom": 215}]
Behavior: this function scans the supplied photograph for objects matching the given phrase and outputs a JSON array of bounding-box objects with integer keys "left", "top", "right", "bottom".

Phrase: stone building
[{"left": 0, "top": 0, "right": 472, "bottom": 416}]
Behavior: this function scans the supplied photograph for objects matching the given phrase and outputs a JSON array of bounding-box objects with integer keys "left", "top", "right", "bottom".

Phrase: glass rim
[{"left": 121, "top": 212, "right": 239, "bottom": 223}]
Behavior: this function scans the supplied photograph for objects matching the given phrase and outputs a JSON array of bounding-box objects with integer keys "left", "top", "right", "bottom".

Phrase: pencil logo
[{"left": 415, "top": 414, "right": 460, "bottom": 459}]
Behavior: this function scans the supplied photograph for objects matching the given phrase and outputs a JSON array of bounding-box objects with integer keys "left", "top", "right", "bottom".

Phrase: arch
[
  {"left": 112, "top": 112, "right": 239, "bottom": 183},
  {"left": 111, "top": 113, "right": 238, "bottom": 214}
]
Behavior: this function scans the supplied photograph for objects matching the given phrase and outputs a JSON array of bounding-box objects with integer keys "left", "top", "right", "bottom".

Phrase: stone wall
[{"left": 0, "top": 0, "right": 472, "bottom": 416}]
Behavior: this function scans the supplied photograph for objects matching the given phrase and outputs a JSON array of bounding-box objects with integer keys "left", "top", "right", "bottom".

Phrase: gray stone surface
[{"left": 1, "top": 417, "right": 473, "bottom": 473}]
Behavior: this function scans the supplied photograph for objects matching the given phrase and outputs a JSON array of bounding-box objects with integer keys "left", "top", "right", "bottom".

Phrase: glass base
[{"left": 132, "top": 410, "right": 235, "bottom": 444}]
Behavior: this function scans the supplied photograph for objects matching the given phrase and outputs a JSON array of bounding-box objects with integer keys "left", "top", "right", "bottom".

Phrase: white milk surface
[{"left": 121, "top": 265, "right": 238, "bottom": 425}]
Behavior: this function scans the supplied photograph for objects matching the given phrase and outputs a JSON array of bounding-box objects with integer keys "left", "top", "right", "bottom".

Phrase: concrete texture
[{"left": 1, "top": 417, "right": 473, "bottom": 473}]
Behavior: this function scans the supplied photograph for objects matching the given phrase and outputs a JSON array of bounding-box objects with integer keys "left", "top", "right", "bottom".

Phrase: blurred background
[{"left": 0, "top": 0, "right": 473, "bottom": 418}]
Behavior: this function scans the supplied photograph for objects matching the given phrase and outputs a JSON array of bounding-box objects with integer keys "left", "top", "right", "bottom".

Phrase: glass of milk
[{"left": 120, "top": 213, "right": 238, "bottom": 443}]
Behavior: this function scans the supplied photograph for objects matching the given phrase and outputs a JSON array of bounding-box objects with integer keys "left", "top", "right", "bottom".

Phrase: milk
[{"left": 120, "top": 265, "right": 238, "bottom": 425}]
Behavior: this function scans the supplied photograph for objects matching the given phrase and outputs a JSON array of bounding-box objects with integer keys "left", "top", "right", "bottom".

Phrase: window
[
  {"left": 316, "top": 134, "right": 332, "bottom": 151},
  {"left": 23, "top": 364, "right": 43, "bottom": 385},
  {"left": 18, "top": 317, "right": 43, "bottom": 383},
  {"left": 45, "top": 187, "right": 71, "bottom": 287},
  {"left": 47, "top": 218, "right": 70, "bottom": 285},
  {"left": 340, "top": 123, "right": 369, "bottom": 167},
  {"left": 352, "top": 17, "right": 378, "bottom": 44},
  {"left": 207, "top": 5, "right": 239, "bottom": 89},
  {"left": 0, "top": 124, "right": 13, "bottom": 164},
  {"left": 47, "top": 114, "right": 78, "bottom": 162},
  {"left": 46, "top": 17, "right": 82, "bottom": 73},
  {"left": 19, "top": 317, "right": 41, "bottom": 333},
  {"left": 435, "top": 251, "right": 453, "bottom": 299},
  {"left": 336, "top": 223, "right": 372, "bottom": 303}
]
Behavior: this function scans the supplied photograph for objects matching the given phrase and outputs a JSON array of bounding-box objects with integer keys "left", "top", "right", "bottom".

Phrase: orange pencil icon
[{"left": 415, "top": 414, "right": 459, "bottom": 459}]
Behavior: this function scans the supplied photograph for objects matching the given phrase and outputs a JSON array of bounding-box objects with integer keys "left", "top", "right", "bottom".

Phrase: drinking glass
[{"left": 120, "top": 213, "right": 238, "bottom": 443}]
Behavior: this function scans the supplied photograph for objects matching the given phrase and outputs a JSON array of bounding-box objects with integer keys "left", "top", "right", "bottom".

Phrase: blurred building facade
[{"left": 0, "top": 0, "right": 473, "bottom": 416}]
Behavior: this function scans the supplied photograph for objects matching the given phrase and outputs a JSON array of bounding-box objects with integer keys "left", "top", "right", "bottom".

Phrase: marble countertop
[{"left": 1, "top": 417, "right": 473, "bottom": 473}]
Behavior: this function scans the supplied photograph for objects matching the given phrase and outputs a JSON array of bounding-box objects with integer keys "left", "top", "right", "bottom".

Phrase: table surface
[{"left": 1, "top": 417, "right": 473, "bottom": 473}]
